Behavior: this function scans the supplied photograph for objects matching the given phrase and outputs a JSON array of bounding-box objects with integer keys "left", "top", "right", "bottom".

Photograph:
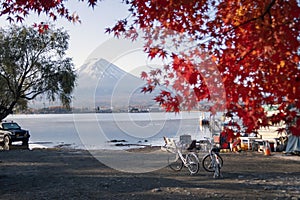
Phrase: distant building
[{"left": 128, "top": 106, "right": 150, "bottom": 113}]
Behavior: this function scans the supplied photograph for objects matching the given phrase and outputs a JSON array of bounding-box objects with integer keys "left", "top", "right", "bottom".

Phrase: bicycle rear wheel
[
  {"left": 168, "top": 153, "right": 183, "bottom": 171},
  {"left": 186, "top": 153, "right": 200, "bottom": 175},
  {"left": 202, "top": 153, "right": 223, "bottom": 172}
]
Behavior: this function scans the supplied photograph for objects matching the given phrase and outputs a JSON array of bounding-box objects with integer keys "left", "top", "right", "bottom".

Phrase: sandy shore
[{"left": 0, "top": 147, "right": 300, "bottom": 200}]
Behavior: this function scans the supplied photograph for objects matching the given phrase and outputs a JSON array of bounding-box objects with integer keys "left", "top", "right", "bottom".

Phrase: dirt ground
[{"left": 0, "top": 146, "right": 300, "bottom": 200}]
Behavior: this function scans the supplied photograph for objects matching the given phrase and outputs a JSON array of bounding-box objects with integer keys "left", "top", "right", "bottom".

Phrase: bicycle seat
[{"left": 162, "top": 137, "right": 177, "bottom": 153}]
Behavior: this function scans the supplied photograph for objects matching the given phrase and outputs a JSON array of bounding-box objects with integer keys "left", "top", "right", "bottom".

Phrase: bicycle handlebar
[{"left": 203, "top": 137, "right": 213, "bottom": 144}]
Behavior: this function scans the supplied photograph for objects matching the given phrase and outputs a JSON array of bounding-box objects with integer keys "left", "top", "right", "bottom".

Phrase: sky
[
  {"left": 0, "top": 0, "right": 158, "bottom": 76},
  {"left": 0, "top": 0, "right": 166, "bottom": 108}
]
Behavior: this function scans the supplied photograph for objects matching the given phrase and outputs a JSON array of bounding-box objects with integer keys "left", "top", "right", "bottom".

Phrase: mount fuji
[{"left": 73, "top": 58, "right": 159, "bottom": 109}]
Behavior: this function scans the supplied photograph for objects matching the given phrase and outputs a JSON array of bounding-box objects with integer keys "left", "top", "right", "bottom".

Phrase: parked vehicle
[{"left": 0, "top": 121, "right": 30, "bottom": 146}]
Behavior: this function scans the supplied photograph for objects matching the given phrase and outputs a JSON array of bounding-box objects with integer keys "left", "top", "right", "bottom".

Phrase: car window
[{"left": 2, "top": 123, "right": 21, "bottom": 130}]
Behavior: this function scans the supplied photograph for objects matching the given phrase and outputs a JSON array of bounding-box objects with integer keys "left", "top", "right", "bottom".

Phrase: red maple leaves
[
  {"left": 116, "top": 0, "right": 300, "bottom": 135},
  {"left": 0, "top": 0, "right": 99, "bottom": 23},
  {"left": 2, "top": 0, "right": 299, "bottom": 135}
]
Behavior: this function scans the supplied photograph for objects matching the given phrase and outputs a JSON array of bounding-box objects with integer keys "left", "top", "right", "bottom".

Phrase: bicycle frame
[
  {"left": 164, "top": 137, "right": 200, "bottom": 175},
  {"left": 176, "top": 149, "right": 189, "bottom": 167},
  {"left": 210, "top": 149, "right": 222, "bottom": 178}
]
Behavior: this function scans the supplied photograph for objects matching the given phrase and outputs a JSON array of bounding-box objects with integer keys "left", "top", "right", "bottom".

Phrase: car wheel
[
  {"left": 3, "top": 143, "right": 10, "bottom": 150},
  {"left": 4, "top": 136, "right": 11, "bottom": 146}
]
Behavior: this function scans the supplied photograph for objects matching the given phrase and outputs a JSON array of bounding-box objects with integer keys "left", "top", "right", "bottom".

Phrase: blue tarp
[{"left": 285, "top": 135, "right": 300, "bottom": 154}]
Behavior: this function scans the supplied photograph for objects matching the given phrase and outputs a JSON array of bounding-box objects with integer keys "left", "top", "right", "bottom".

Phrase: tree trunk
[
  {"left": 0, "top": 109, "right": 12, "bottom": 121},
  {"left": 0, "top": 102, "right": 16, "bottom": 121}
]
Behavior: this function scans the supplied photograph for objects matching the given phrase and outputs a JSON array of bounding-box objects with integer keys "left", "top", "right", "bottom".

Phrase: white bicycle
[{"left": 163, "top": 137, "right": 200, "bottom": 175}]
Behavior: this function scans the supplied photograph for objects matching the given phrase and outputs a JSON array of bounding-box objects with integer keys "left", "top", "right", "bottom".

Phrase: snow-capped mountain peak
[{"left": 73, "top": 58, "right": 157, "bottom": 108}]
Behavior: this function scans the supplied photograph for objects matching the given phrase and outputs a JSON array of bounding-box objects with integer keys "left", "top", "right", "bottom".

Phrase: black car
[{"left": 0, "top": 121, "right": 30, "bottom": 145}]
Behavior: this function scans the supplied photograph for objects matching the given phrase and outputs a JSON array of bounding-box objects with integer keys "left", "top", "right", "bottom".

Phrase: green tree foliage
[{"left": 0, "top": 25, "right": 77, "bottom": 120}]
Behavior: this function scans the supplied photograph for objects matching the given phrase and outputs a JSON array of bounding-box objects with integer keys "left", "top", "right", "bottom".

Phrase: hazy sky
[{"left": 0, "top": 0, "right": 159, "bottom": 75}]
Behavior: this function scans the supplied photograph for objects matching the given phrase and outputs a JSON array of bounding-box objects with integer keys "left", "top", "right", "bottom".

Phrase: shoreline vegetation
[
  {"left": 13, "top": 105, "right": 163, "bottom": 114},
  {"left": 13, "top": 105, "right": 212, "bottom": 114}
]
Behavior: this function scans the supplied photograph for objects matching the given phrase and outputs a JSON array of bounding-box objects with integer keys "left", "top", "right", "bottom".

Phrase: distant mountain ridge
[{"left": 73, "top": 58, "right": 158, "bottom": 109}]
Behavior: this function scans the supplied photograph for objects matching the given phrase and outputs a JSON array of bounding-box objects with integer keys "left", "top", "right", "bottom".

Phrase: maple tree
[
  {"left": 0, "top": 0, "right": 97, "bottom": 22},
  {"left": 106, "top": 0, "right": 300, "bottom": 136},
  {"left": 1, "top": 0, "right": 300, "bottom": 135}
]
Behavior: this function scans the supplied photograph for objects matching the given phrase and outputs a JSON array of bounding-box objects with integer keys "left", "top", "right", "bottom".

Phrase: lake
[{"left": 5, "top": 112, "right": 214, "bottom": 150}]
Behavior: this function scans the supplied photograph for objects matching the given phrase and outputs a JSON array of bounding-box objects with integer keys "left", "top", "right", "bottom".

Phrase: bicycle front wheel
[
  {"left": 186, "top": 153, "right": 200, "bottom": 175},
  {"left": 202, "top": 153, "right": 223, "bottom": 172},
  {"left": 168, "top": 153, "right": 183, "bottom": 171}
]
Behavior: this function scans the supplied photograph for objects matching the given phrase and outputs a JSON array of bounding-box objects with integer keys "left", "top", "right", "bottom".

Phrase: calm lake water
[{"left": 6, "top": 112, "right": 214, "bottom": 150}]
